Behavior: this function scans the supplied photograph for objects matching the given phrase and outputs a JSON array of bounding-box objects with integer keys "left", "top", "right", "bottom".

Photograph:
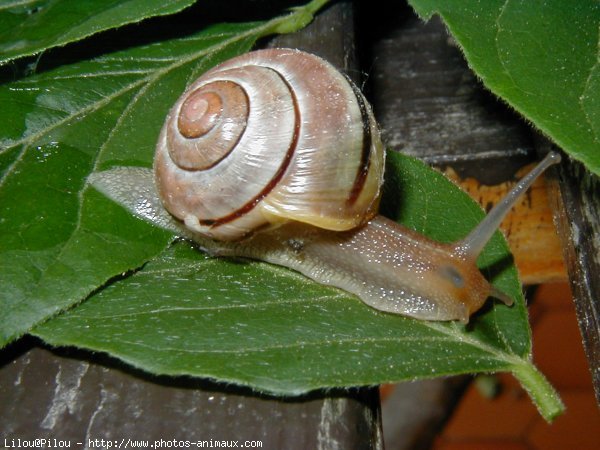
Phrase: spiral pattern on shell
[{"left": 154, "top": 48, "right": 385, "bottom": 240}]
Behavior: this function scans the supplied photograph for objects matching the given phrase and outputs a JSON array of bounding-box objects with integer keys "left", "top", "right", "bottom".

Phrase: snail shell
[{"left": 154, "top": 48, "right": 384, "bottom": 241}]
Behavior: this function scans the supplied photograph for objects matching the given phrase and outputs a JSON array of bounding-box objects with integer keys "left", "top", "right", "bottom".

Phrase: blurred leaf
[
  {"left": 0, "top": 0, "right": 197, "bottom": 65},
  {"left": 33, "top": 153, "right": 563, "bottom": 420},
  {"left": 0, "top": 2, "right": 327, "bottom": 346},
  {"left": 409, "top": 0, "right": 600, "bottom": 175}
]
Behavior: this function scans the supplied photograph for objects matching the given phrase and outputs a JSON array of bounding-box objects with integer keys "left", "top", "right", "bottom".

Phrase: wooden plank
[
  {"left": 543, "top": 141, "right": 600, "bottom": 404},
  {"left": 0, "top": 339, "right": 382, "bottom": 448}
]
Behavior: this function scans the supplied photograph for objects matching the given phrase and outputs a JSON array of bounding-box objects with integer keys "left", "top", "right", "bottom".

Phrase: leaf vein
[
  {"left": 0, "top": 0, "right": 38, "bottom": 11},
  {"left": 111, "top": 335, "right": 459, "bottom": 355}
]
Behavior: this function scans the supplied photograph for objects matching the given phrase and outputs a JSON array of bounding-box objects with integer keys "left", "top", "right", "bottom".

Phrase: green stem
[
  {"left": 512, "top": 360, "right": 565, "bottom": 422},
  {"left": 302, "top": 0, "right": 332, "bottom": 15},
  {"left": 268, "top": 0, "right": 332, "bottom": 35}
]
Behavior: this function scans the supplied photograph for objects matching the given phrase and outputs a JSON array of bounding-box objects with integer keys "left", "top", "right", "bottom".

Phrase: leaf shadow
[
  {"left": 379, "top": 151, "right": 413, "bottom": 224},
  {"left": 483, "top": 252, "right": 515, "bottom": 282}
]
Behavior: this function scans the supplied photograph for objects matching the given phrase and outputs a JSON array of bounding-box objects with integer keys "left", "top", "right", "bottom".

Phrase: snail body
[{"left": 90, "top": 48, "right": 561, "bottom": 323}]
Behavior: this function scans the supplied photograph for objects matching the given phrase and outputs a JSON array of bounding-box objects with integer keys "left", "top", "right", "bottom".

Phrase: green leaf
[
  {"left": 0, "top": 2, "right": 328, "bottom": 346},
  {"left": 33, "top": 152, "right": 563, "bottom": 421},
  {"left": 0, "top": 0, "right": 197, "bottom": 65},
  {"left": 409, "top": 0, "right": 600, "bottom": 176}
]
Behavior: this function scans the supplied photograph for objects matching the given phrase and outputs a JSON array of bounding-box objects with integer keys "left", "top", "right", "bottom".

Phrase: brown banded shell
[{"left": 154, "top": 48, "right": 385, "bottom": 241}]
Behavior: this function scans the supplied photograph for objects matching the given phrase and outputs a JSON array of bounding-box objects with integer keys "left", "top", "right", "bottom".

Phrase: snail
[{"left": 89, "top": 48, "right": 561, "bottom": 323}]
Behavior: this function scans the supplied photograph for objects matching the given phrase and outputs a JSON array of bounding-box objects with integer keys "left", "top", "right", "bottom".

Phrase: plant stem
[
  {"left": 512, "top": 360, "right": 565, "bottom": 422},
  {"left": 268, "top": 0, "right": 332, "bottom": 35},
  {"left": 304, "top": 0, "right": 332, "bottom": 14}
]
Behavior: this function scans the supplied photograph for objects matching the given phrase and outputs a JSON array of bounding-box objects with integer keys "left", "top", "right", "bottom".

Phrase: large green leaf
[
  {"left": 0, "top": 0, "right": 197, "bottom": 65},
  {"left": 33, "top": 152, "right": 562, "bottom": 420},
  {"left": 0, "top": 0, "right": 328, "bottom": 346},
  {"left": 409, "top": 0, "right": 600, "bottom": 175}
]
